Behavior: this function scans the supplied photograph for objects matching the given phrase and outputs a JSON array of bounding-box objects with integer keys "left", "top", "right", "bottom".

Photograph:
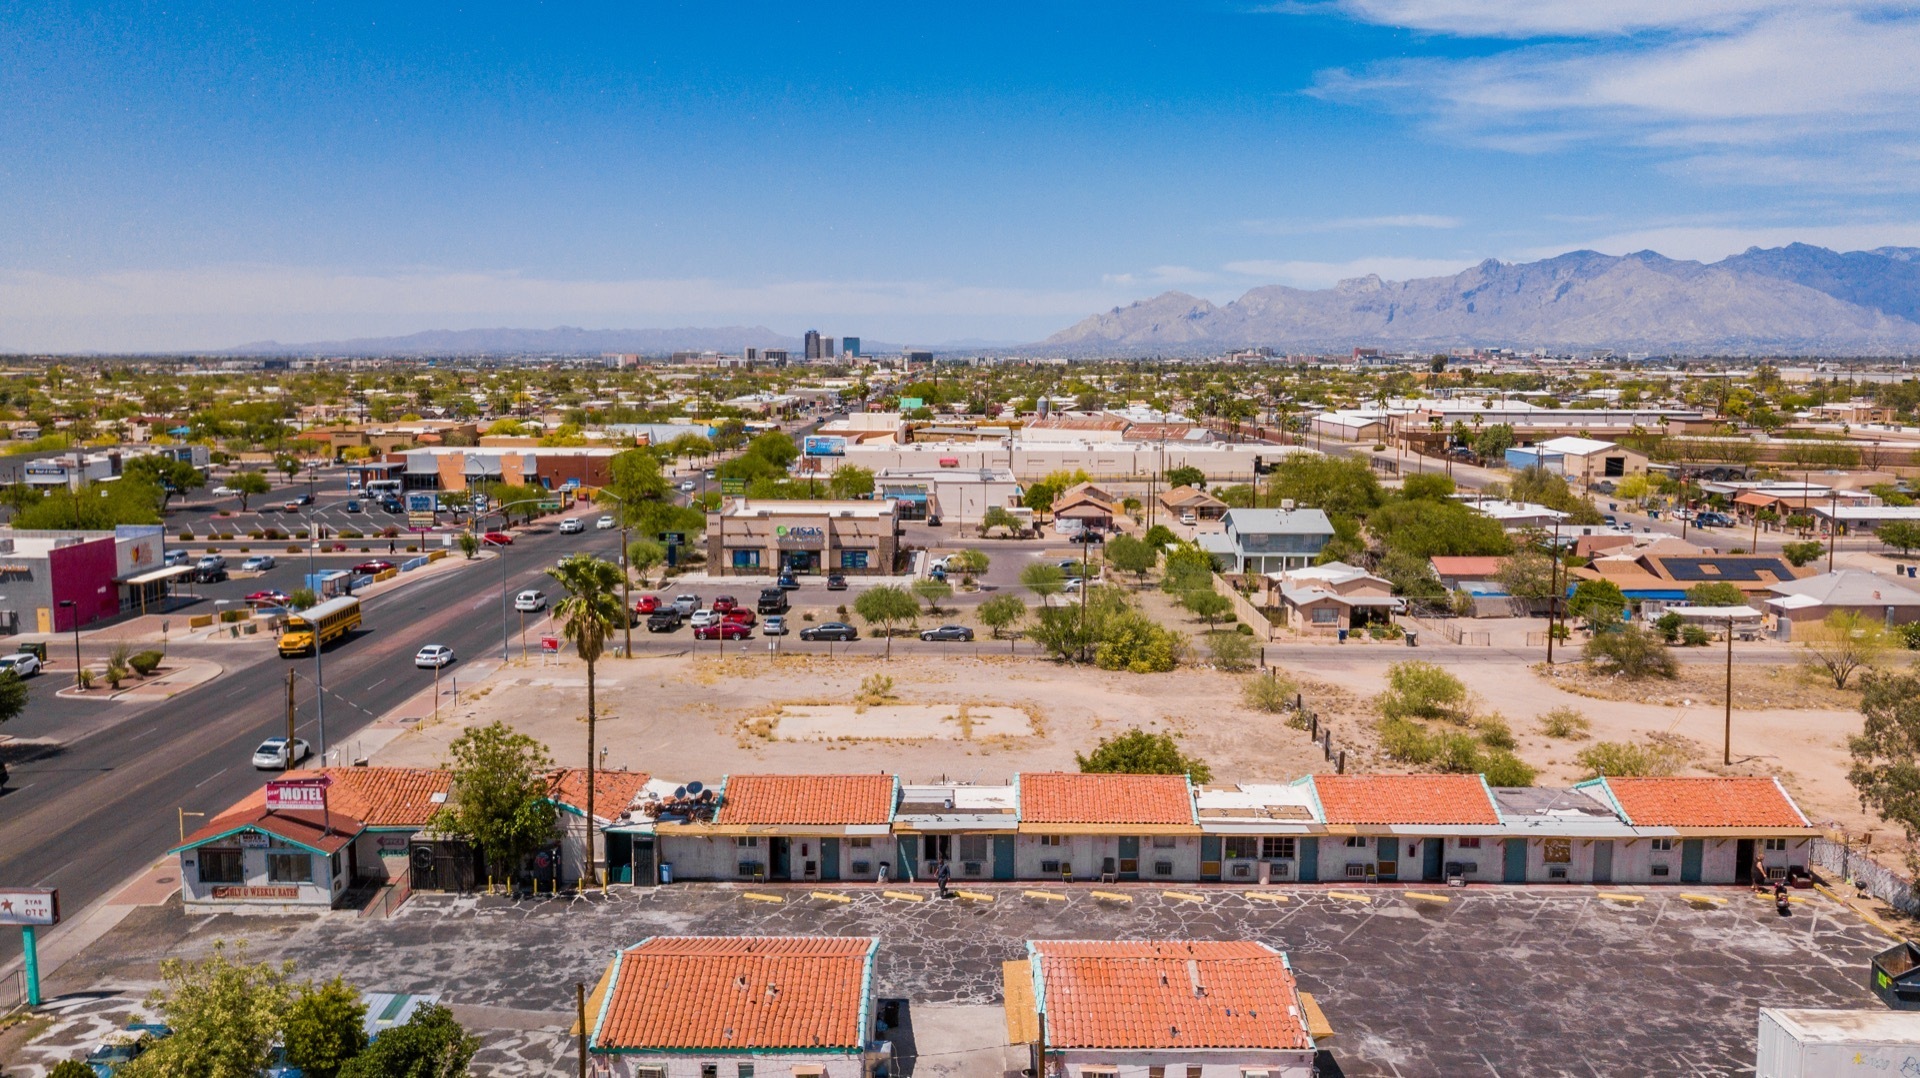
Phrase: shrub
[
  {"left": 104, "top": 665, "right": 125, "bottom": 690},
  {"left": 1781, "top": 540, "right": 1825, "bottom": 567},
  {"left": 177, "top": 531, "right": 194, "bottom": 541},
  {"left": 77, "top": 667, "right": 93, "bottom": 690},
  {"left": 1431, "top": 731, "right": 1483, "bottom": 773},
  {"left": 1583, "top": 625, "right": 1679, "bottom": 679},
  {"left": 1241, "top": 672, "right": 1296, "bottom": 714},
  {"left": 1679, "top": 624, "right": 1712, "bottom": 647},
  {"left": 1077, "top": 727, "right": 1212, "bottom": 782},
  {"left": 1573, "top": 740, "right": 1685, "bottom": 779},
  {"left": 1205, "top": 630, "right": 1256, "bottom": 672},
  {"left": 51, "top": 1061, "right": 96, "bottom": 1078},
  {"left": 1899, "top": 622, "right": 1920, "bottom": 650},
  {"left": 856, "top": 674, "right": 896, "bottom": 704},
  {"left": 1539, "top": 707, "right": 1591, "bottom": 739},
  {"left": 1093, "top": 614, "right": 1182, "bottom": 673},
  {"left": 129, "top": 650, "right": 163, "bottom": 676},
  {"left": 287, "top": 545, "right": 301, "bottom": 553},
  {"left": 1379, "top": 661, "right": 1469, "bottom": 723},
  {"left": 1473, "top": 712, "right": 1517, "bottom": 750},
  {"left": 1479, "top": 749, "right": 1538, "bottom": 787},
  {"left": 1655, "top": 611, "right": 1683, "bottom": 643},
  {"left": 1377, "top": 717, "right": 1437, "bottom": 764}
]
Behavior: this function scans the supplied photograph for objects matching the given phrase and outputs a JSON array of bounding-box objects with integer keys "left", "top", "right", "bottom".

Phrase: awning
[
  {"left": 119, "top": 564, "right": 195, "bottom": 586},
  {"left": 1002, "top": 961, "right": 1039, "bottom": 1045}
]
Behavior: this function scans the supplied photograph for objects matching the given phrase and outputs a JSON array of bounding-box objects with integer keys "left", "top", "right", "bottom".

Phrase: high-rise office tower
[
  {"left": 841, "top": 336, "right": 861, "bottom": 357},
  {"left": 804, "top": 330, "right": 824, "bottom": 360}
]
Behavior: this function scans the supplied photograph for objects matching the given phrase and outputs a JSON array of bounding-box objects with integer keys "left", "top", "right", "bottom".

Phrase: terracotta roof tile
[
  {"left": 717, "top": 774, "right": 896, "bottom": 826},
  {"left": 1034, "top": 941, "right": 1311, "bottom": 1050},
  {"left": 547, "top": 768, "right": 652, "bottom": 823},
  {"left": 308, "top": 768, "right": 451, "bottom": 828},
  {"left": 1602, "top": 777, "right": 1810, "bottom": 828},
  {"left": 1019, "top": 773, "right": 1195, "bottom": 826},
  {"left": 1313, "top": 775, "right": 1499, "bottom": 826},
  {"left": 178, "top": 804, "right": 359, "bottom": 855},
  {"left": 594, "top": 936, "right": 875, "bottom": 1051}
]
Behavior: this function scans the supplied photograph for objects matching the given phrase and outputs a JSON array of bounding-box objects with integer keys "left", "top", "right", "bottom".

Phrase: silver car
[{"left": 252, "top": 737, "right": 311, "bottom": 770}]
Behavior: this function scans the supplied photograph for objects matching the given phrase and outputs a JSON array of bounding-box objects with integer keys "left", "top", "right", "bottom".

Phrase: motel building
[
  {"left": 585, "top": 936, "right": 888, "bottom": 1078},
  {"left": 649, "top": 774, "right": 901, "bottom": 883},
  {"left": 704, "top": 498, "right": 905, "bottom": 577},
  {"left": 1005, "top": 940, "right": 1330, "bottom": 1078}
]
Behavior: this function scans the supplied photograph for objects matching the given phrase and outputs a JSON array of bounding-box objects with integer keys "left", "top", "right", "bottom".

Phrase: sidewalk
[{"left": 51, "top": 658, "right": 222, "bottom": 703}]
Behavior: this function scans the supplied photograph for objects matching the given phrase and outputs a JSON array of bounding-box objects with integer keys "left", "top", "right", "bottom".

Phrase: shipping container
[{"left": 1757, "top": 1007, "right": 1920, "bottom": 1077}]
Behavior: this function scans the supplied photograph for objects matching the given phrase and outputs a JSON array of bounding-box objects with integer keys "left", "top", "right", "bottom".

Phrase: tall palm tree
[{"left": 546, "top": 553, "right": 628, "bottom": 890}]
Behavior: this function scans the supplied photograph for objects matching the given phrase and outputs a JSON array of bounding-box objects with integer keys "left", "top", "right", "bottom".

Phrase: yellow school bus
[{"left": 278, "top": 595, "right": 363, "bottom": 657}]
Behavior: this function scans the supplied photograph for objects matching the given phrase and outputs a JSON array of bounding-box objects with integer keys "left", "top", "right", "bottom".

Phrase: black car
[
  {"left": 757, "top": 587, "right": 790, "bottom": 614},
  {"left": 380, "top": 497, "right": 404, "bottom": 513},
  {"left": 1069, "top": 530, "right": 1104, "bottom": 544},
  {"left": 826, "top": 573, "right": 848, "bottom": 590},
  {"left": 800, "top": 622, "right": 858, "bottom": 641},
  {"left": 920, "top": 625, "right": 974, "bottom": 642},
  {"left": 646, "top": 609, "right": 684, "bottom": 632}
]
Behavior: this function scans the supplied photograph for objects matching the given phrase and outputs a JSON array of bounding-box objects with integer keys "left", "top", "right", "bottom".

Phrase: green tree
[
  {"left": 853, "top": 584, "right": 921, "bottom": 659},
  {"left": 745, "top": 430, "right": 800, "bottom": 468},
  {"left": 1160, "top": 545, "right": 1215, "bottom": 593},
  {"left": 229, "top": 470, "right": 272, "bottom": 511},
  {"left": 547, "top": 553, "right": 627, "bottom": 881},
  {"left": 120, "top": 941, "right": 292, "bottom": 1078},
  {"left": 1493, "top": 549, "right": 1558, "bottom": 605},
  {"left": 1264, "top": 455, "right": 1382, "bottom": 519},
  {"left": 1879, "top": 521, "right": 1920, "bottom": 556},
  {"left": 1021, "top": 481, "right": 1060, "bottom": 515},
  {"left": 980, "top": 505, "right": 1021, "bottom": 537},
  {"left": 911, "top": 576, "right": 952, "bottom": 615},
  {"left": 1847, "top": 672, "right": 1920, "bottom": 874},
  {"left": 50, "top": 1061, "right": 96, "bottom": 1078},
  {"left": 1164, "top": 465, "right": 1206, "bottom": 490},
  {"left": 1399, "top": 473, "right": 1456, "bottom": 502},
  {"left": 977, "top": 593, "right": 1027, "bottom": 649},
  {"left": 1583, "top": 625, "right": 1679, "bottom": 680},
  {"left": 625, "top": 539, "right": 666, "bottom": 582},
  {"left": 604, "top": 449, "right": 672, "bottom": 529},
  {"left": 430, "top": 721, "right": 556, "bottom": 883},
  {"left": 456, "top": 531, "right": 480, "bottom": 560},
  {"left": 1142, "top": 523, "right": 1177, "bottom": 548},
  {"left": 1020, "top": 561, "right": 1066, "bottom": 606},
  {"left": 1801, "top": 609, "right": 1891, "bottom": 689},
  {"left": 0, "top": 671, "right": 28, "bottom": 728},
  {"left": 946, "top": 548, "right": 990, "bottom": 579},
  {"left": 336, "top": 1004, "right": 478, "bottom": 1078},
  {"left": 1103, "top": 533, "right": 1158, "bottom": 586},
  {"left": 827, "top": 465, "right": 875, "bottom": 499},
  {"left": 1685, "top": 581, "right": 1746, "bottom": 607},
  {"left": 283, "top": 976, "right": 369, "bottom": 1078},
  {"left": 12, "top": 479, "right": 164, "bottom": 529},
  {"left": 276, "top": 455, "right": 301, "bottom": 481},
  {"left": 1076, "top": 727, "right": 1212, "bottom": 782},
  {"left": 1471, "top": 423, "right": 1516, "bottom": 461},
  {"left": 1567, "top": 579, "right": 1628, "bottom": 625},
  {"left": 1379, "top": 661, "right": 1469, "bottom": 722},
  {"left": 1093, "top": 611, "right": 1183, "bottom": 673},
  {"left": 124, "top": 455, "right": 205, "bottom": 510},
  {"left": 1181, "top": 588, "right": 1233, "bottom": 630},
  {"left": 1781, "top": 540, "right": 1825, "bottom": 567}
]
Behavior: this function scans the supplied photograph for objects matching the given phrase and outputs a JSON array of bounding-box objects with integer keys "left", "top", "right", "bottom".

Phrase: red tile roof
[
  {"left": 1019, "top": 773, "right": 1195, "bottom": 826},
  {"left": 717, "top": 774, "right": 896, "bottom": 826},
  {"left": 1313, "top": 775, "right": 1500, "bottom": 826},
  {"left": 309, "top": 768, "right": 451, "bottom": 828},
  {"left": 177, "top": 805, "right": 358, "bottom": 855},
  {"left": 594, "top": 936, "right": 875, "bottom": 1051},
  {"left": 1602, "top": 777, "right": 1810, "bottom": 828},
  {"left": 1034, "top": 941, "right": 1311, "bottom": 1050},
  {"left": 548, "top": 768, "right": 652, "bottom": 823}
]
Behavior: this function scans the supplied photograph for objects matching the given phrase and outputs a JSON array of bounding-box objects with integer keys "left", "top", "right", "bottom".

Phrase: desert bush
[
  {"left": 1479, "top": 749, "right": 1538, "bottom": 787},
  {"left": 1431, "top": 731, "right": 1483, "bottom": 773},
  {"left": 1205, "top": 630, "right": 1256, "bottom": 671},
  {"left": 1583, "top": 625, "right": 1679, "bottom": 679},
  {"left": 1241, "top": 671, "right": 1296, "bottom": 714},
  {"left": 1377, "top": 717, "right": 1437, "bottom": 764},
  {"left": 856, "top": 674, "right": 896, "bottom": 705},
  {"left": 1573, "top": 739, "right": 1685, "bottom": 779},
  {"left": 129, "top": 650, "right": 163, "bottom": 676},
  {"left": 1539, "top": 706, "right": 1591, "bottom": 739},
  {"left": 1680, "top": 624, "right": 1712, "bottom": 647},
  {"left": 1473, "top": 712, "right": 1517, "bottom": 750},
  {"left": 1379, "top": 661, "right": 1469, "bottom": 722}
]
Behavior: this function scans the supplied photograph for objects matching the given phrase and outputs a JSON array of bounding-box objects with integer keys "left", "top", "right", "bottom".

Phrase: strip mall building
[{"left": 704, "top": 498, "right": 905, "bottom": 576}]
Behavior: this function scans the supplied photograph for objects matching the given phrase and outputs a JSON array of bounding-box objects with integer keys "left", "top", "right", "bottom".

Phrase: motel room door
[
  {"left": 1503, "top": 839, "right": 1527, "bottom": 883},
  {"left": 1591, "top": 841, "right": 1614, "bottom": 884},
  {"left": 1421, "top": 839, "right": 1444, "bottom": 883}
]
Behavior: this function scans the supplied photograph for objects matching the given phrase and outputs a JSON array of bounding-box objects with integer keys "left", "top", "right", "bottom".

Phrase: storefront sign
[
  {"left": 237, "top": 833, "right": 270, "bottom": 848},
  {"left": 210, "top": 886, "right": 300, "bottom": 900},
  {"left": 0, "top": 888, "right": 59, "bottom": 926},
  {"left": 775, "top": 525, "right": 825, "bottom": 541},
  {"left": 265, "top": 776, "right": 332, "bottom": 811}
]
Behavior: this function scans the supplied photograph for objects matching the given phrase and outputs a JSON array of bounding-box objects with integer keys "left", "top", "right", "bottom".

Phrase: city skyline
[{"left": 3, "top": 1, "right": 1918, "bottom": 351}]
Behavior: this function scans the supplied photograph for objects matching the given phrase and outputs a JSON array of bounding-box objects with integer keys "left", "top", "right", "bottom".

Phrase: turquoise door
[
  {"left": 821, "top": 838, "right": 841, "bottom": 881},
  {"left": 1200, "top": 835, "right": 1222, "bottom": 880},
  {"left": 1297, "top": 838, "right": 1318, "bottom": 883},
  {"left": 1503, "top": 839, "right": 1527, "bottom": 883},
  {"left": 1117, "top": 836, "right": 1140, "bottom": 879},
  {"left": 1680, "top": 839, "right": 1704, "bottom": 883},
  {"left": 992, "top": 836, "right": 1015, "bottom": 880},
  {"left": 1422, "top": 838, "right": 1444, "bottom": 882},
  {"left": 1377, "top": 836, "right": 1398, "bottom": 880},
  {"left": 896, "top": 837, "right": 918, "bottom": 881}
]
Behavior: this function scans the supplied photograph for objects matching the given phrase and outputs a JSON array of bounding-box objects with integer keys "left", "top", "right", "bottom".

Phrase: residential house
[
  {"left": 1304, "top": 774, "right": 1503, "bottom": 884},
  {"left": 1268, "top": 561, "right": 1401, "bottom": 634},
  {"left": 1428, "top": 556, "right": 1507, "bottom": 592},
  {"left": 586, "top": 936, "right": 885, "bottom": 1078},
  {"left": 1764, "top": 569, "right": 1920, "bottom": 631},
  {"left": 1156, "top": 485, "right": 1228, "bottom": 521},
  {"left": 1008, "top": 940, "right": 1326, "bottom": 1078},
  {"left": 1576, "top": 776, "right": 1815, "bottom": 885},
  {"left": 1015, "top": 773, "right": 1199, "bottom": 882},
  {"left": 1198, "top": 508, "right": 1335, "bottom": 574},
  {"left": 653, "top": 774, "right": 899, "bottom": 883},
  {"left": 1051, "top": 482, "right": 1120, "bottom": 534}
]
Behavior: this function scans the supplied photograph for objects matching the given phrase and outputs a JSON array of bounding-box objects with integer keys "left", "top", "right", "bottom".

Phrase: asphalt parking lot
[{"left": 27, "top": 883, "right": 1891, "bottom": 1077}]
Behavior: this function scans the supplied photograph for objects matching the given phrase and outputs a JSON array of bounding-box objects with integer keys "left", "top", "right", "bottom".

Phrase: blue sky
[{"left": 3, "top": 1, "right": 1918, "bottom": 351}]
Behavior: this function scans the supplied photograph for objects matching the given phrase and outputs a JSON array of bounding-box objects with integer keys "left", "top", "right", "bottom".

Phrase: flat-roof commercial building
[
  {"left": 0, "top": 525, "right": 174, "bottom": 633},
  {"left": 704, "top": 498, "right": 905, "bottom": 577}
]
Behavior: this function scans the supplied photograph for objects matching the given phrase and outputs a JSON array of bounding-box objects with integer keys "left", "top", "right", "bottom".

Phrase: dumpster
[
  {"left": 658, "top": 862, "right": 673, "bottom": 885},
  {"left": 1872, "top": 942, "right": 1920, "bottom": 1010}
]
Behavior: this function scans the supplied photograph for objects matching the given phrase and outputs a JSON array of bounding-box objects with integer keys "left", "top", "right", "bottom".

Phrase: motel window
[
  {"left": 1764, "top": 838, "right": 1788, "bottom": 852},
  {"left": 637, "top": 1069, "right": 665, "bottom": 1078},
  {"left": 1225, "top": 837, "right": 1258, "bottom": 859},
  {"left": 1456, "top": 837, "right": 1482, "bottom": 849},
  {"left": 1188, "top": 1067, "right": 1204, "bottom": 1078},
  {"left": 1152, "top": 835, "right": 1176, "bottom": 849},
  {"left": 732, "top": 550, "right": 761, "bottom": 569},
  {"left": 1345, "top": 836, "right": 1369, "bottom": 849},
  {"left": 1311, "top": 607, "right": 1339, "bottom": 624},
  {"left": 739, "top": 1066, "right": 755, "bottom": 1078},
  {"left": 1542, "top": 839, "right": 1572, "bottom": 865},
  {"left": 841, "top": 550, "right": 869, "bottom": 570},
  {"left": 737, "top": 837, "right": 759, "bottom": 848},
  {"left": 849, "top": 837, "right": 872, "bottom": 848},
  {"left": 1649, "top": 838, "right": 1674, "bottom": 852},
  {"left": 266, "top": 851, "right": 312, "bottom": 884},
  {"left": 1262, "top": 837, "right": 1296, "bottom": 860},
  {"left": 199, "top": 849, "right": 244, "bottom": 884},
  {"left": 1080, "top": 1069, "right": 1117, "bottom": 1078},
  {"left": 1039, "top": 835, "right": 1064, "bottom": 847},
  {"left": 1150, "top": 1069, "right": 1166, "bottom": 1078},
  {"left": 959, "top": 836, "right": 988, "bottom": 861},
  {"left": 702, "top": 1065, "right": 718, "bottom": 1078}
]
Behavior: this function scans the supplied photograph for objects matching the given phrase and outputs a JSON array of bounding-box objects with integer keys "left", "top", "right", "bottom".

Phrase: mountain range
[{"left": 1040, "top": 244, "right": 1920, "bottom": 355}]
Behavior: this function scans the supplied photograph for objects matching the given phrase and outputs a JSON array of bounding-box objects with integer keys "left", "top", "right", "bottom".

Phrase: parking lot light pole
[{"left": 58, "top": 599, "right": 79, "bottom": 688}]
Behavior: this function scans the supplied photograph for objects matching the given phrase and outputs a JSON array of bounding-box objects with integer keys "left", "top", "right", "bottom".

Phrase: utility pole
[
  {"left": 621, "top": 520, "right": 633, "bottom": 659},
  {"left": 1828, "top": 489, "right": 1839, "bottom": 573},
  {"left": 577, "top": 981, "right": 588, "bottom": 1078},
  {"left": 286, "top": 669, "right": 297, "bottom": 749},
  {"left": 1724, "top": 614, "right": 1735, "bottom": 766},
  {"left": 1545, "top": 518, "right": 1562, "bottom": 665}
]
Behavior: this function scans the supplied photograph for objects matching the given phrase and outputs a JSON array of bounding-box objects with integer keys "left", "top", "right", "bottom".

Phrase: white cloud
[
  {"left": 1100, "top": 265, "right": 1218, "bottom": 288},
  {"left": 1240, "top": 214, "right": 1461, "bottom": 235},
  {"left": 1310, "top": 5, "right": 1920, "bottom": 192},
  {"left": 1221, "top": 256, "right": 1480, "bottom": 287},
  {"left": 0, "top": 266, "right": 1136, "bottom": 352}
]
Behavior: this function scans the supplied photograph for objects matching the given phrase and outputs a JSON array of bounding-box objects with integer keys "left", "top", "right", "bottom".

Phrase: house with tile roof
[
  {"left": 1156, "top": 484, "right": 1228, "bottom": 521},
  {"left": 653, "top": 774, "right": 900, "bottom": 883},
  {"left": 1303, "top": 774, "right": 1504, "bottom": 884},
  {"left": 1014, "top": 773, "right": 1200, "bottom": 882},
  {"left": 545, "top": 768, "right": 656, "bottom": 886},
  {"left": 1006, "top": 940, "right": 1325, "bottom": 1078},
  {"left": 586, "top": 936, "right": 885, "bottom": 1078},
  {"left": 1576, "top": 776, "right": 1816, "bottom": 885},
  {"left": 170, "top": 767, "right": 452, "bottom": 911}
]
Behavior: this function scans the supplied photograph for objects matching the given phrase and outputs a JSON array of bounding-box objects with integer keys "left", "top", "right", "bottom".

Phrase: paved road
[{"left": 0, "top": 514, "right": 626, "bottom": 970}]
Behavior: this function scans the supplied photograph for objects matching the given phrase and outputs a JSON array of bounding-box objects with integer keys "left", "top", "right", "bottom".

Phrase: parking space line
[
  {"left": 742, "top": 892, "right": 784, "bottom": 903},
  {"left": 882, "top": 890, "right": 926, "bottom": 902},
  {"left": 1325, "top": 890, "right": 1372, "bottom": 903},
  {"left": 810, "top": 891, "right": 851, "bottom": 903},
  {"left": 1023, "top": 890, "right": 1066, "bottom": 902},
  {"left": 1162, "top": 890, "right": 1206, "bottom": 903}
]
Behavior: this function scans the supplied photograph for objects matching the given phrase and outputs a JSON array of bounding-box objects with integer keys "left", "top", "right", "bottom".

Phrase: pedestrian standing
[
  {"left": 389, "top": 538, "right": 396, "bottom": 555},
  {"left": 936, "top": 858, "right": 951, "bottom": 897}
]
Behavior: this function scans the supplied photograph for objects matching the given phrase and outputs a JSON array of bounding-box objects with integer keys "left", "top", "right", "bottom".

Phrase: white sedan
[
  {"left": 252, "top": 737, "right": 312, "bottom": 770},
  {"left": 559, "top": 517, "right": 585, "bottom": 534},
  {"left": 414, "top": 644, "right": 456, "bottom": 669},
  {"left": 596, "top": 515, "right": 617, "bottom": 530},
  {"left": 211, "top": 485, "right": 238, "bottom": 496}
]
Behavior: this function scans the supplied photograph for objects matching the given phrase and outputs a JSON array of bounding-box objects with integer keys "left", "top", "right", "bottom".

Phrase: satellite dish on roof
[
  {"left": 686, "top": 780, "right": 705, "bottom": 796},
  {"left": 673, "top": 786, "right": 688, "bottom": 800}
]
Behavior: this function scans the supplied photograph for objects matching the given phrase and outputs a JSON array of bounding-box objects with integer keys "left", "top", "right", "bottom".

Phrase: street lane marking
[
  {"left": 192, "top": 766, "right": 231, "bottom": 788},
  {"left": 364, "top": 678, "right": 387, "bottom": 692},
  {"left": 226, "top": 687, "right": 247, "bottom": 697}
]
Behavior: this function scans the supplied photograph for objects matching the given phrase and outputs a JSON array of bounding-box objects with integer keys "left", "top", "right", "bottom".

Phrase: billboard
[
  {"left": 265, "top": 776, "right": 332, "bottom": 812},
  {"left": 406, "top": 492, "right": 437, "bottom": 514},
  {"left": 803, "top": 435, "right": 848, "bottom": 457}
]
